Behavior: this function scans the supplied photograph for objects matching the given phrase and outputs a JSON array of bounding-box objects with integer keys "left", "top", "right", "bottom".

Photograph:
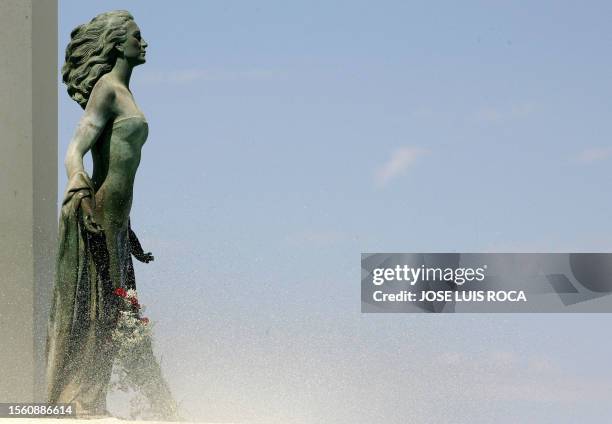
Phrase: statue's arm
[
  {"left": 128, "top": 220, "right": 154, "bottom": 263},
  {"left": 64, "top": 80, "right": 115, "bottom": 234},
  {"left": 64, "top": 80, "right": 115, "bottom": 178}
]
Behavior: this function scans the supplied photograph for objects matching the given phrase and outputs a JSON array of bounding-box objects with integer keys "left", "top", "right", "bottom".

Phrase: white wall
[{"left": 0, "top": 0, "right": 57, "bottom": 402}]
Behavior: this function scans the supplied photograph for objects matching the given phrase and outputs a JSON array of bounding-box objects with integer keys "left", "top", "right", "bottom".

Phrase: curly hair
[{"left": 62, "top": 10, "right": 134, "bottom": 109}]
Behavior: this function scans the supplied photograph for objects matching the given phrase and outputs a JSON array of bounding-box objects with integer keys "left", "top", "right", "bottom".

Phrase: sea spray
[{"left": 109, "top": 289, "right": 181, "bottom": 421}]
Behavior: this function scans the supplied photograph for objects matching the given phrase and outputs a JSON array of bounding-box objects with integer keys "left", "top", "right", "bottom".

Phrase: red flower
[
  {"left": 140, "top": 317, "right": 149, "bottom": 325},
  {"left": 113, "top": 287, "right": 127, "bottom": 298},
  {"left": 130, "top": 297, "right": 140, "bottom": 308}
]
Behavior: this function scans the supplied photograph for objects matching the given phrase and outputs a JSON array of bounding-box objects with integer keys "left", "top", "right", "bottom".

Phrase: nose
[{"left": 141, "top": 39, "right": 148, "bottom": 48}]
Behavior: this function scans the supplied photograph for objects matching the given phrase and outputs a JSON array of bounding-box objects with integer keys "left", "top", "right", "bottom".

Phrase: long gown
[
  {"left": 46, "top": 170, "right": 134, "bottom": 413},
  {"left": 46, "top": 117, "right": 177, "bottom": 418}
]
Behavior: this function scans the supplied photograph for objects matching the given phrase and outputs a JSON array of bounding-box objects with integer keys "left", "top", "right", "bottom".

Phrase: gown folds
[
  {"left": 46, "top": 171, "right": 178, "bottom": 419},
  {"left": 46, "top": 170, "right": 133, "bottom": 414}
]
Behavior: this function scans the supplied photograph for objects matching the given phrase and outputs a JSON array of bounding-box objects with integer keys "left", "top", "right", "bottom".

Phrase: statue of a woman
[{"left": 46, "top": 11, "right": 173, "bottom": 417}]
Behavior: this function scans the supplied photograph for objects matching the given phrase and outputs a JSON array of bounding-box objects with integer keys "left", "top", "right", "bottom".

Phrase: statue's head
[{"left": 62, "top": 10, "right": 147, "bottom": 109}]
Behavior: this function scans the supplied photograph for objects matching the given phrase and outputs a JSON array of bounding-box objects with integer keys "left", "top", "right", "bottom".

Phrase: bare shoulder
[
  {"left": 85, "top": 75, "right": 119, "bottom": 120},
  {"left": 89, "top": 75, "right": 117, "bottom": 105}
]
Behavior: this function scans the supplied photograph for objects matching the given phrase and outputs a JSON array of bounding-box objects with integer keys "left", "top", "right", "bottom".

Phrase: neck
[{"left": 110, "top": 58, "right": 133, "bottom": 88}]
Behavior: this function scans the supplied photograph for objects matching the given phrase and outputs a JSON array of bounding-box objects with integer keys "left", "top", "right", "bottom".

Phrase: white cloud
[
  {"left": 576, "top": 147, "right": 612, "bottom": 164},
  {"left": 136, "top": 68, "right": 281, "bottom": 85},
  {"left": 375, "top": 146, "right": 428, "bottom": 186},
  {"left": 474, "top": 103, "right": 535, "bottom": 124},
  {"left": 286, "top": 230, "right": 347, "bottom": 246}
]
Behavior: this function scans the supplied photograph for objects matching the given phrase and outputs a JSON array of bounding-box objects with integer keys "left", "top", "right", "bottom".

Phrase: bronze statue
[{"left": 46, "top": 11, "right": 176, "bottom": 418}]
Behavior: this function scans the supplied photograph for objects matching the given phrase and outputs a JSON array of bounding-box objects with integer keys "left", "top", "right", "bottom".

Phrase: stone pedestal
[{"left": 0, "top": 0, "right": 57, "bottom": 402}]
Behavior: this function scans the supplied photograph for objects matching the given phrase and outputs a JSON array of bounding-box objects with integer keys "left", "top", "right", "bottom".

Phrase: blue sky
[{"left": 60, "top": 1, "right": 612, "bottom": 422}]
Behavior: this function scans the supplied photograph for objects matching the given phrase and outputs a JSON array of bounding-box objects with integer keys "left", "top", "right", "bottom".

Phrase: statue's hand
[
  {"left": 80, "top": 196, "right": 103, "bottom": 234},
  {"left": 133, "top": 251, "right": 155, "bottom": 263},
  {"left": 128, "top": 224, "right": 154, "bottom": 263}
]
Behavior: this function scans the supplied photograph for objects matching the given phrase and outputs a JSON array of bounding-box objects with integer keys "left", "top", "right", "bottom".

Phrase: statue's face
[{"left": 119, "top": 20, "right": 147, "bottom": 66}]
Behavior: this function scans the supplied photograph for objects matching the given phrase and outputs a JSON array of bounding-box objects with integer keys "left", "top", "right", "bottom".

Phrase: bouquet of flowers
[
  {"left": 110, "top": 288, "right": 179, "bottom": 420},
  {"left": 111, "top": 288, "right": 151, "bottom": 354}
]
